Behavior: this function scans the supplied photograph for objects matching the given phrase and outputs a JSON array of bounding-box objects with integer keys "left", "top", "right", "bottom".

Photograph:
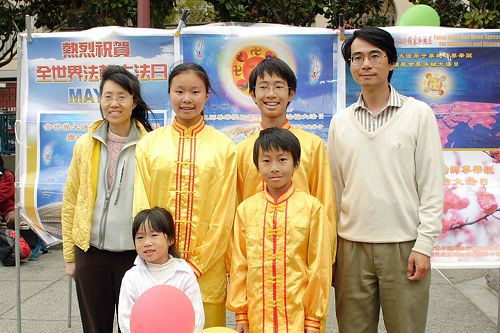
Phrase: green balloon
[{"left": 398, "top": 4, "right": 440, "bottom": 26}]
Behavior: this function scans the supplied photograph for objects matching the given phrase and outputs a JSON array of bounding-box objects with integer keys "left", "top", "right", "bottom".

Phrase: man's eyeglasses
[
  {"left": 350, "top": 52, "right": 387, "bottom": 67},
  {"left": 100, "top": 95, "right": 133, "bottom": 104},
  {"left": 254, "top": 83, "right": 289, "bottom": 94}
]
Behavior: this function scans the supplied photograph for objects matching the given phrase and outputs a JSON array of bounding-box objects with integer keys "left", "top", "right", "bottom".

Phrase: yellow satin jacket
[
  {"left": 236, "top": 120, "right": 337, "bottom": 261},
  {"left": 227, "top": 185, "right": 332, "bottom": 333},
  {"left": 134, "top": 117, "right": 237, "bottom": 304}
]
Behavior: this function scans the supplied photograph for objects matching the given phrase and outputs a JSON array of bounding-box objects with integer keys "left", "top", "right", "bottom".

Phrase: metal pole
[
  {"left": 68, "top": 278, "right": 72, "bottom": 328},
  {"left": 137, "top": 0, "right": 150, "bottom": 28},
  {"left": 15, "top": 187, "right": 20, "bottom": 333},
  {"left": 14, "top": 19, "right": 28, "bottom": 333},
  {"left": 13, "top": 15, "right": 34, "bottom": 333},
  {"left": 25, "top": 15, "right": 32, "bottom": 43},
  {"left": 338, "top": 12, "right": 345, "bottom": 41},
  {"left": 174, "top": 10, "right": 190, "bottom": 64}
]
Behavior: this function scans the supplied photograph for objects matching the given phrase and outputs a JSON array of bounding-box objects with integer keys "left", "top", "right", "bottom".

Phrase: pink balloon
[{"left": 130, "top": 285, "right": 195, "bottom": 333}]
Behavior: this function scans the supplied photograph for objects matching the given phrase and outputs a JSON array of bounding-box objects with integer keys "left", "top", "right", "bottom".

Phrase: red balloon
[{"left": 130, "top": 285, "right": 195, "bottom": 333}]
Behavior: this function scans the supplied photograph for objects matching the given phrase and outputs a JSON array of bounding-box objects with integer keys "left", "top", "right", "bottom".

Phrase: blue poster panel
[
  {"left": 20, "top": 27, "right": 174, "bottom": 243},
  {"left": 345, "top": 27, "right": 500, "bottom": 149},
  {"left": 343, "top": 27, "right": 500, "bottom": 267},
  {"left": 181, "top": 25, "right": 337, "bottom": 144}
]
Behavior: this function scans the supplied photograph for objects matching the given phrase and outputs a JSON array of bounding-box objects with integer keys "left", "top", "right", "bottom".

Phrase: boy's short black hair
[
  {"left": 253, "top": 127, "right": 301, "bottom": 169},
  {"left": 249, "top": 56, "right": 297, "bottom": 96},
  {"left": 341, "top": 27, "right": 398, "bottom": 81}
]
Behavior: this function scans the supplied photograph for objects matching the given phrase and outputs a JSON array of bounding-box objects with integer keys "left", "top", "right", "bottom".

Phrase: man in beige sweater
[{"left": 328, "top": 27, "right": 444, "bottom": 333}]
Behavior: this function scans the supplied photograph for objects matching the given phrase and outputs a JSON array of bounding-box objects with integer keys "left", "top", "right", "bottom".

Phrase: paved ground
[{"left": 0, "top": 245, "right": 498, "bottom": 332}]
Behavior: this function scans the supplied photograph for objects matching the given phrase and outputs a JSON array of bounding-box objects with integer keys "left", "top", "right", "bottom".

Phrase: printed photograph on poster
[
  {"left": 37, "top": 113, "right": 100, "bottom": 236},
  {"left": 432, "top": 150, "right": 500, "bottom": 266},
  {"left": 36, "top": 112, "right": 166, "bottom": 238}
]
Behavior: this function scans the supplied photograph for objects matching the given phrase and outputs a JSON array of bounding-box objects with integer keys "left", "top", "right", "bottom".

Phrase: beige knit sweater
[{"left": 328, "top": 96, "right": 444, "bottom": 257}]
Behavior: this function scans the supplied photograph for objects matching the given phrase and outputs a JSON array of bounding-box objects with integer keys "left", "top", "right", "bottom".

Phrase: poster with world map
[
  {"left": 345, "top": 27, "right": 499, "bottom": 149},
  {"left": 342, "top": 27, "right": 499, "bottom": 267}
]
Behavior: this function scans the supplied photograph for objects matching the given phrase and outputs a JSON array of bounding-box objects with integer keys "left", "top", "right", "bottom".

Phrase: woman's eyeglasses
[{"left": 100, "top": 95, "right": 133, "bottom": 104}]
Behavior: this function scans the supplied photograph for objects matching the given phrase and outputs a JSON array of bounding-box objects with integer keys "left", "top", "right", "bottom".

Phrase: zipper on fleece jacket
[{"left": 93, "top": 137, "right": 136, "bottom": 249}]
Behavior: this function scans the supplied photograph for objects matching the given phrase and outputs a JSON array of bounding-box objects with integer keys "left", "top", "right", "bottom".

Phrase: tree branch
[
  {"left": 0, "top": 34, "right": 17, "bottom": 68},
  {"left": 450, "top": 208, "right": 500, "bottom": 230},
  {"left": 0, "top": 47, "right": 16, "bottom": 68}
]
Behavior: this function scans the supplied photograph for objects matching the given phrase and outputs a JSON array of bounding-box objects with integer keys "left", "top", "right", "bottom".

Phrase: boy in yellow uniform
[
  {"left": 227, "top": 127, "right": 332, "bottom": 333},
  {"left": 236, "top": 56, "right": 336, "bottom": 260}
]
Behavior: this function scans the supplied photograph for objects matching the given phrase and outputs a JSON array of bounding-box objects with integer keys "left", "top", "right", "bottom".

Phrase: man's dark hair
[
  {"left": 253, "top": 127, "right": 301, "bottom": 169},
  {"left": 341, "top": 27, "right": 398, "bottom": 81},
  {"left": 249, "top": 56, "right": 297, "bottom": 96}
]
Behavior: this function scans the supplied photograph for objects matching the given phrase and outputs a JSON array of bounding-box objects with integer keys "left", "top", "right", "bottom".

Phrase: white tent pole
[{"left": 14, "top": 28, "right": 23, "bottom": 333}]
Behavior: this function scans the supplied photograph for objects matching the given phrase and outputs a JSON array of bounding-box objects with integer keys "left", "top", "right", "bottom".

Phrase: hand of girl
[{"left": 65, "top": 262, "right": 76, "bottom": 278}]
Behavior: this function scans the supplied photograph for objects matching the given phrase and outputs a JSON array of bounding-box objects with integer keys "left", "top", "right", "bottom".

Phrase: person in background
[
  {"left": 62, "top": 65, "right": 153, "bottom": 333},
  {"left": 328, "top": 27, "right": 444, "bottom": 333},
  {"left": 134, "top": 63, "right": 237, "bottom": 328},
  {"left": 0, "top": 155, "right": 48, "bottom": 260},
  {"left": 0, "top": 155, "right": 18, "bottom": 229},
  {"left": 227, "top": 127, "right": 332, "bottom": 333},
  {"left": 119, "top": 207, "right": 204, "bottom": 333}
]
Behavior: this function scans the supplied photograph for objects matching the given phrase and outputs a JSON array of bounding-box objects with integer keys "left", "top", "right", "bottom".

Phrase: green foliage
[
  {"left": 468, "top": 0, "right": 499, "bottom": 29},
  {"left": 0, "top": 1, "right": 41, "bottom": 68},
  {"left": 0, "top": 0, "right": 176, "bottom": 69},
  {"left": 323, "top": 0, "right": 395, "bottom": 28},
  {"left": 150, "top": 0, "right": 178, "bottom": 28},
  {"left": 56, "top": 0, "right": 138, "bottom": 28},
  {"left": 43, "top": 0, "right": 175, "bottom": 29},
  {"left": 206, "top": 0, "right": 329, "bottom": 26},
  {"left": 408, "top": 0, "right": 468, "bottom": 27},
  {"left": 165, "top": 0, "right": 217, "bottom": 25},
  {"left": 462, "top": 8, "right": 499, "bottom": 29},
  {"left": 409, "top": 0, "right": 499, "bottom": 28}
]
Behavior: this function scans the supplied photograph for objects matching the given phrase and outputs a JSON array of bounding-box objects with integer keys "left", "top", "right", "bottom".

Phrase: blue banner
[{"left": 182, "top": 25, "right": 337, "bottom": 143}]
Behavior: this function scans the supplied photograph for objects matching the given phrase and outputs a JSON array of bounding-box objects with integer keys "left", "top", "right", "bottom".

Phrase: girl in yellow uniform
[{"left": 134, "top": 63, "right": 237, "bottom": 327}]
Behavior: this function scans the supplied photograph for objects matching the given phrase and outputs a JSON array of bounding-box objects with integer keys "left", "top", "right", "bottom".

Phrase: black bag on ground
[
  {"left": 0, "top": 227, "right": 15, "bottom": 266},
  {"left": 0, "top": 227, "right": 32, "bottom": 266}
]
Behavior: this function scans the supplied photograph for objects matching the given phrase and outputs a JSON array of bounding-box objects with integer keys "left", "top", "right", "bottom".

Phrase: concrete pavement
[{"left": 0, "top": 244, "right": 498, "bottom": 332}]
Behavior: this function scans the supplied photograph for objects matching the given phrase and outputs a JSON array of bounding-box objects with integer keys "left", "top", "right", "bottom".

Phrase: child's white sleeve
[
  {"left": 118, "top": 273, "right": 134, "bottom": 333},
  {"left": 183, "top": 272, "right": 205, "bottom": 332}
]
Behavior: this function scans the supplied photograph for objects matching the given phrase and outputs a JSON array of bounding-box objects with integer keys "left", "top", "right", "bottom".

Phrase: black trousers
[{"left": 75, "top": 246, "right": 136, "bottom": 333}]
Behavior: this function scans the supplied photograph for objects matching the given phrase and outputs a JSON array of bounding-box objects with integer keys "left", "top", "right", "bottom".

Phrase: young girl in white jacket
[{"left": 118, "top": 207, "right": 205, "bottom": 332}]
